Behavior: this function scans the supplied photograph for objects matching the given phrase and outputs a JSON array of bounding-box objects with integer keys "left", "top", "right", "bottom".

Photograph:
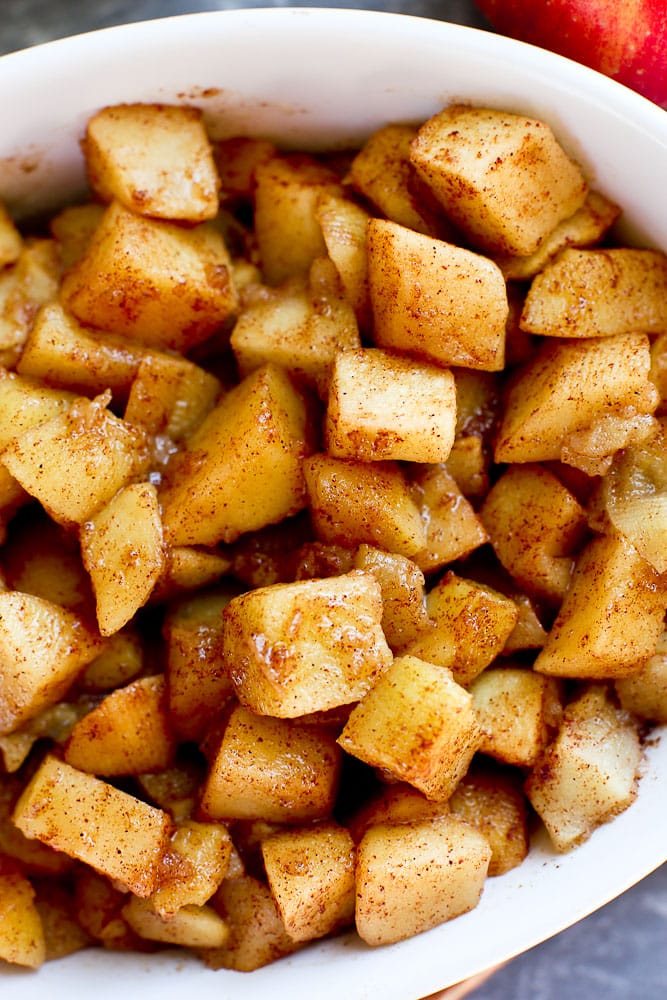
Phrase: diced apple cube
[
  {"left": 525, "top": 686, "right": 642, "bottom": 851},
  {"left": 123, "top": 351, "right": 220, "bottom": 440},
  {"left": 352, "top": 544, "right": 429, "bottom": 649},
  {"left": 0, "top": 201, "right": 22, "bottom": 269},
  {"left": 338, "top": 655, "right": 483, "bottom": 800},
  {"left": 162, "top": 586, "right": 238, "bottom": 742},
  {"left": 200, "top": 705, "right": 341, "bottom": 823},
  {"left": 316, "top": 192, "right": 372, "bottom": 331},
  {"left": 494, "top": 333, "right": 657, "bottom": 464},
  {"left": 493, "top": 191, "right": 620, "bottom": 281},
  {"left": 2, "top": 393, "right": 150, "bottom": 527},
  {"left": 230, "top": 257, "right": 360, "bottom": 396},
  {"left": 470, "top": 666, "right": 563, "bottom": 767},
  {"left": 304, "top": 453, "right": 427, "bottom": 557},
  {"left": 521, "top": 248, "right": 667, "bottom": 338},
  {"left": 449, "top": 761, "right": 529, "bottom": 876},
  {"left": 0, "top": 591, "right": 103, "bottom": 735},
  {"left": 85, "top": 103, "right": 220, "bottom": 221},
  {"left": 409, "top": 464, "right": 489, "bottom": 573},
  {"left": 122, "top": 896, "right": 228, "bottom": 948},
  {"left": 160, "top": 364, "right": 311, "bottom": 547},
  {"left": 410, "top": 105, "right": 588, "bottom": 255},
  {"left": 616, "top": 632, "right": 667, "bottom": 723},
  {"left": 480, "top": 463, "right": 588, "bottom": 604},
  {"left": 80, "top": 481, "right": 164, "bottom": 636},
  {"left": 17, "top": 302, "right": 150, "bottom": 403},
  {"left": 223, "top": 570, "right": 392, "bottom": 717},
  {"left": 261, "top": 822, "right": 355, "bottom": 942},
  {"left": 12, "top": 755, "right": 172, "bottom": 896},
  {"left": 347, "top": 123, "right": 444, "bottom": 236},
  {"left": 0, "top": 858, "right": 45, "bottom": 968},
  {"left": 405, "top": 572, "right": 519, "bottom": 687},
  {"left": 325, "top": 348, "right": 456, "bottom": 463},
  {"left": 60, "top": 200, "right": 238, "bottom": 351},
  {"left": 63, "top": 674, "right": 175, "bottom": 775},
  {"left": 368, "top": 219, "right": 508, "bottom": 371},
  {"left": 204, "top": 876, "right": 300, "bottom": 971},
  {"left": 355, "top": 816, "right": 491, "bottom": 946},
  {"left": 534, "top": 533, "right": 667, "bottom": 678},
  {"left": 151, "top": 819, "right": 232, "bottom": 918},
  {"left": 254, "top": 154, "right": 343, "bottom": 285}
]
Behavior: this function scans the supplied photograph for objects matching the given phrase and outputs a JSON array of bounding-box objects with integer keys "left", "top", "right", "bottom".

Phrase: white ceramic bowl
[{"left": 1, "top": 9, "right": 666, "bottom": 999}]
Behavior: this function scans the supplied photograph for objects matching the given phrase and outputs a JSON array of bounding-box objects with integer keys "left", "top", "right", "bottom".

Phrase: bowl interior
[{"left": 1, "top": 9, "right": 666, "bottom": 1000}]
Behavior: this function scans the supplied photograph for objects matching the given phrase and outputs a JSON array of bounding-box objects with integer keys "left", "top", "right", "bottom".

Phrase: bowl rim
[
  {"left": 0, "top": 7, "right": 665, "bottom": 234},
  {"left": 0, "top": 5, "right": 664, "bottom": 111},
  {"left": 0, "top": 3, "right": 664, "bottom": 112}
]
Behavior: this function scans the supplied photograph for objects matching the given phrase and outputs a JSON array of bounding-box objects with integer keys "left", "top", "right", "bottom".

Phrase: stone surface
[
  {"left": 474, "top": 863, "right": 667, "bottom": 999},
  {"left": 0, "top": 0, "right": 488, "bottom": 54}
]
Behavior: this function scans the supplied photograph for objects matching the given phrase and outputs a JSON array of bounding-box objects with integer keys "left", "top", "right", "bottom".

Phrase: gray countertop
[{"left": 1, "top": 3, "right": 666, "bottom": 998}]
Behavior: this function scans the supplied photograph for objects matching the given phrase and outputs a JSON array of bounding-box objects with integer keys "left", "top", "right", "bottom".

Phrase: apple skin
[{"left": 475, "top": 0, "right": 667, "bottom": 107}]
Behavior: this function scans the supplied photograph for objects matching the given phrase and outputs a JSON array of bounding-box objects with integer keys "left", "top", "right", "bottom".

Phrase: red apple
[{"left": 475, "top": 0, "right": 667, "bottom": 107}]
